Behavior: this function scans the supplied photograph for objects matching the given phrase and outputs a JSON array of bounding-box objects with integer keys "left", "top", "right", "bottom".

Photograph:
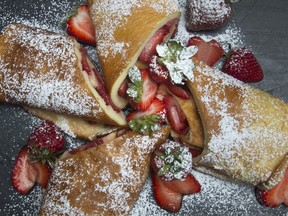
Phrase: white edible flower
[{"left": 156, "top": 40, "right": 198, "bottom": 85}]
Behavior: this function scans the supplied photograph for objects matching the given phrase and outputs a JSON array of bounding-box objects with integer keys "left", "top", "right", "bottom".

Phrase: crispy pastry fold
[{"left": 0, "top": 24, "right": 126, "bottom": 126}]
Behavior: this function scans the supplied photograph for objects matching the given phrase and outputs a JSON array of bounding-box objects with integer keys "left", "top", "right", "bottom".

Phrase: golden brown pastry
[
  {"left": 187, "top": 59, "right": 288, "bottom": 189},
  {"left": 0, "top": 23, "right": 126, "bottom": 126},
  {"left": 39, "top": 126, "right": 171, "bottom": 215},
  {"left": 23, "top": 106, "right": 118, "bottom": 140},
  {"left": 88, "top": 0, "right": 181, "bottom": 108}
]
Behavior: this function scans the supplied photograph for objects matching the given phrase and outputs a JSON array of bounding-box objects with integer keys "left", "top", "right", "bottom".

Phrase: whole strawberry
[
  {"left": 222, "top": 47, "right": 264, "bottom": 83},
  {"left": 28, "top": 120, "right": 65, "bottom": 164},
  {"left": 186, "top": 0, "right": 235, "bottom": 31}
]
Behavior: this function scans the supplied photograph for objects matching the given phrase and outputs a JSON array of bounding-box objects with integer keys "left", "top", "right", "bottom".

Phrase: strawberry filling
[{"left": 80, "top": 47, "right": 121, "bottom": 112}]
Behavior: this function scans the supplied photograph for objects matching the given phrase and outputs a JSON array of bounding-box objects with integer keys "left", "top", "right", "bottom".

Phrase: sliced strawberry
[
  {"left": 189, "top": 148, "right": 202, "bottom": 158},
  {"left": 66, "top": 5, "right": 96, "bottom": 46},
  {"left": 138, "top": 27, "right": 169, "bottom": 63},
  {"left": 118, "top": 79, "right": 129, "bottom": 98},
  {"left": 222, "top": 47, "right": 263, "bottom": 83},
  {"left": 163, "top": 173, "right": 201, "bottom": 195},
  {"left": 130, "top": 69, "right": 158, "bottom": 111},
  {"left": 127, "top": 98, "right": 165, "bottom": 122},
  {"left": 187, "top": 36, "right": 224, "bottom": 67},
  {"left": 165, "top": 82, "right": 190, "bottom": 100},
  {"left": 11, "top": 146, "right": 37, "bottom": 194},
  {"left": 255, "top": 168, "right": 288, "bottom": 208},
  {"left": 148, "top": 55, "right": 171, "bottom": 84},
  {"left": 152, "top": 171, "right": 183, "bottom": 213},
  {"left": 163, "top": 96, "right": 189, "bottom": 135},
  {"left": 30, "top": 161, "right": 52, "bottom": 188}
]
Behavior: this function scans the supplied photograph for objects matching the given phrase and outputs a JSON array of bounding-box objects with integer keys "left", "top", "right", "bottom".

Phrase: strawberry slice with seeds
[
  {"left": 222, "top": 47, "right": 263, "bottom": 83},
  {"left": 127, "top": 98, "right": 165, "bottom": 122},
  {"left": 67, "top": 5, "right": 96, "bottom": 46},
  {"left": 12, "top": 146, "right": 37, "bottom": 194},
  {"left": 163, "top": 96, "right": 189, "bottom": 134},
  {"left": 31, "top": 161, "right": 52, "bottom": 189},
  {"left": 152, "top": 171, "right": 183, "bottom": 213},
  {"left": 138, "top": 27, "right": 169, "bottom": 63},
  {"left": 130, "top": 69, "right": 158, "bottom": 111},
  {"left": 188, "top": 36, "right": 224, "bottom": 67},
  {"left": 163, "top": 173, "right": 201, "bottom": 195},
  {"left": 255, "top": 168, "right": 288, "bottom": 208}
]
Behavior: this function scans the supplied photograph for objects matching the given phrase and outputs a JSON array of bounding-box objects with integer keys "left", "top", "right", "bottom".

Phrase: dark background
[{"left": 0, "top": 0, "right": 287, "bottom": 215}]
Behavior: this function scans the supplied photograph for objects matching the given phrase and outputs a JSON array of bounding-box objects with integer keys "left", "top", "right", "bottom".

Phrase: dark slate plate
[{"left": 0, "top": 0, "right": 287, "bottom": 215}]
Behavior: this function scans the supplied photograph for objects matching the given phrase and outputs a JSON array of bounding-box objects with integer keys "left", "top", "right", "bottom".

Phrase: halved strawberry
[
  {"left": 255, "top": 168, "right": 288, "bottom": 208},
  {"left": 152, "top": 171, "right": 183, "bottom": 213},
  {"left": 30, "top": 161, "right": 52, "bottom": 189},
  {"left": 165, "top": 82, "right": 190, "bottom": 100},
  {"left": 163, "top": 173, "right": 201, "bottom": 195},
  {"left": 130, "top": 69, "right": 158, "bottom": 111},
  {"left": 118, "top": 79, "right": 129, "bottom": 98},
  {"left": 66, "top": 5, "right": 96, "bottom": 46},
  {"left": 187, "top": 36, "right": 224, "bottom": 67},
  {"left": 11, "top": 146, "right": 37, "bottom": 194},
  {"left": 163, "top": 96, "right": 189, "bottom": 134},
  {"left": 127, "top": 98, "right": 165, "bottom": 122},
  {"left": 138, "top": 27, "right": 169, "bottom": 63}
]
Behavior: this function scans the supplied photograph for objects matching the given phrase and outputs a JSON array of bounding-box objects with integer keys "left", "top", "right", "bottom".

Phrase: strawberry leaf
[{"left": 128, "top": 114, "right": 161, "bottom": 135}]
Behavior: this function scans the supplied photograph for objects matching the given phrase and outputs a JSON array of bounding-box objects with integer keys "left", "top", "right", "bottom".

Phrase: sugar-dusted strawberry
[
  {"left": 28, "top": 120, "right": 65, "bottom": 164},
  {"left": 255, "top": 168, "right": 288, "bottom": 208},
  {"left": 11, "top": 146, "right": 37, "bottom": 194},
  {"left": 222, "top": 47, "right": 264, "bottom": 83},
  {"left": 186, "top": 0, "right": 237, "bottom": 31},
  {"left": 163, "top": 96, "right": 189, "bottom": 134},
  {"left": 149, "top": 55, "right": 171, "bottom": 84},
  {"left": 138, "top": 27, "right": 169, "bottom": 63},
  {"left": 128, "top": 68, "right": 159, "bottom": 111},
  {"left": 67, "top": 5, "right": 96, "bottom": 46},
  {"left": 30, "top": 161, "right": 52, "bottom": 189},
  {"left": 127, "top": 98, "right": 166, "bottom": 135},
  {"left": 188, "top": 36, "right": 224, "bottom": 66},
  {"left": 152, "top": 171, "right": 183, "bottom": 213}
]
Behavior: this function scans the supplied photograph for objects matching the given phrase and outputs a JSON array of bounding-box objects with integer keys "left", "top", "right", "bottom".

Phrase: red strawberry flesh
[
  {"left": 66, "top": 5, "right": 96, "bottom": 46},
  {"left": 138, "top": 27, "right": 169, "bottom": 63},
  {"left": 12, "top": 146, "right": 37, "bottom": 194},
  {"left": 188, "top": 36, "right": 224, "bottom": 67},
  {"left": 129, "top": 69, "right": 158, "bottom": 111},
  {"left": 152, "top": 172, "right": 183, "bottom": 213},
  {"left": 31, "top": 161, "right": 52, "bottom": 188},
  {"left": 255, "top": 168, "right": 288, "bottom": 208}
]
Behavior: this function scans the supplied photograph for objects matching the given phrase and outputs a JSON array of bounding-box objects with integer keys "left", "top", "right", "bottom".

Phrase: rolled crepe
[
  {"left": 0, "top": 23, "right": 126, "bottom": 126},
  {"left": 39, "top": 126, "right": 171, "bottom": 215},
  {"left": 187, "top": 59, "right": 288, "bottom": 189},
  {"left": 88, "top": 0, "right": 181, "bottom": 108}
]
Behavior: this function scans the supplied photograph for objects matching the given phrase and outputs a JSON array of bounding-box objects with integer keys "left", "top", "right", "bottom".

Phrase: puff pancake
[
  {"left": 0, "top": 24, "right": 126, "bottom": 126},
  {"left": 187, "top": 60, "right": 288, "bottom": 188},
  {"left": 39, "top": 126, "right": 170, "bottom": 215},
  {"left": 88, "top": 0, "right": 181, "bottom": 108}
]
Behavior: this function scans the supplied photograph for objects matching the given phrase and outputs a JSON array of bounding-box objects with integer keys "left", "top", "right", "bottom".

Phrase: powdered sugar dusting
[
  {"left": 89, "top": 0, "right": 179, "bottom": 59},
  {"left": 0, "top": 24, "right": 103, "bottom": 119},
  {"left": 40, "top": 129, "right": 167, "bottom": 215}
]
